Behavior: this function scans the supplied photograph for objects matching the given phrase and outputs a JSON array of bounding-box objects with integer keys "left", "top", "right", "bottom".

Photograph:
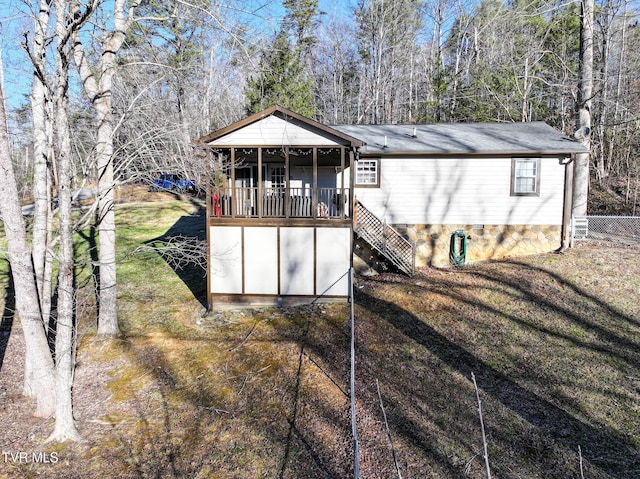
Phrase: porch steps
[{"left": 354, "top": 201, "right": 415, "bottom": 275}]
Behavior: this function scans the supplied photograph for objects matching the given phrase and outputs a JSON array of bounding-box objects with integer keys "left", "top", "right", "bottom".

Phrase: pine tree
[
  {"left": 245, "top": 0, "right": 318, "bottom": 117},
  {"left": 245, "top": 31, "right": 315, "bottom": 116}
]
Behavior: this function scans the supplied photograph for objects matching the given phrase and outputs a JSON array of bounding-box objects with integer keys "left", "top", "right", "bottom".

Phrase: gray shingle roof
[{"left": 332, "top": 122, "right": 588, "bottom": 156}]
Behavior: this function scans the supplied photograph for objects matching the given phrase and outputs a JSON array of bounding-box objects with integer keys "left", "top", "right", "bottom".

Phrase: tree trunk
[
  {"left": 572, "top": 0, "right": 594, "bottom": 217},
  {"left": 0, "top": 57, "right": 55, "bottom": 418},
  {"left": 596, "top": 2, "right": 613, "bottom": 183},
  {"left": 29, "top": 0, "right": 55, "bottom": 327},
  {"left": 95, "top": 95, "right": 119, "bottom": 337},
  {"left": 25, "top": 0, "right": 54, "bottom": 397},
  {"left": 45, "top": 1, "right": 83, "bottom": 441},
  {"left": 608, "top": 1, "right": 627, "bottom": 177},
  {"left": 70, "top": 0, "right": 130, "bottom": 337},
  {"left": 521, "top": 57, "right": 530, "bottom": 122}
]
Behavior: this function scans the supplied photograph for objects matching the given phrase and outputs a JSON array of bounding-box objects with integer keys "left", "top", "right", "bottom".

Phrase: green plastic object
[{"left": 450, "top": 230, "right": 466, "bottom": 266}]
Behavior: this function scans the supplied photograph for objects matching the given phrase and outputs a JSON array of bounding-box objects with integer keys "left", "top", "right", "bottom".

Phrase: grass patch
[{"left": 0, "top": 191, "right": 639, "bottom": 478}]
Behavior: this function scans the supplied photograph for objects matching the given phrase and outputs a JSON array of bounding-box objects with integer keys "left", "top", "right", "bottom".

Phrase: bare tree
[
  {"left": 573, "top": 0, "right": 594, "bottom": 216},
  {"left": 70, "top": 0, "right": 132, "bottom": 336},
  {"left": 313, "top": 18, "right": 361, "bottom": 124},
  {"left": 355, "top": 0, "right": 423, "bottom": 124},
  {"left": 43, "top": 0, "right": 83, "bottom": 441},
  {"left": 19, "top": 0, "right": 59, "bottom": 405},
  {"left": 25, "top": 0, "right": 55, "bottom": 326},
  {"left": 0, "top": 48, "right": 56, "bottom": 418}
]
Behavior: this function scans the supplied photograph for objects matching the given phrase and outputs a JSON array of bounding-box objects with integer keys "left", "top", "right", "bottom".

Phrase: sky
[
  {"left": 0, "top": 0, "right": 354, "bottom": 113},
  {"left": 2, "top": 2, "right": 35, "bottom": 112}
]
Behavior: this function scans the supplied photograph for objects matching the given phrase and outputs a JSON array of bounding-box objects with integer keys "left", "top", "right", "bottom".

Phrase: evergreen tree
[
  {"left": 125, "top": 0, "right": 206, "bottom": 138},
  {"left": 283, "top": 0, "right": 319, "bottom": 53},
  {"left": 245, "top": 31, "right": 315, "bottom": 117},
  {"left": 244, "top": 0, "right": 318, "bottom": 117}
]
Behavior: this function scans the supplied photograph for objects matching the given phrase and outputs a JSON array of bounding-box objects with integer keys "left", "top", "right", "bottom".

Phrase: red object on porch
[{"left": 213, "top": 193, "right": 221, "bottom": 217}]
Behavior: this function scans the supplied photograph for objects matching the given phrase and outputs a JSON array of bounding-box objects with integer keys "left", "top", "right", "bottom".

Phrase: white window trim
[
  {"left": 355, "top": 159, "right": 380, "bottom": 187},
  {"left": 511, "top": 157, "right": 541, "bottom": 197}
]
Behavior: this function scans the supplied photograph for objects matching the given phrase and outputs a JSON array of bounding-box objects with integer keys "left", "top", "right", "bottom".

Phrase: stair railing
[{"left": 354, "top": 201, "right": 414, "bottom": 275}]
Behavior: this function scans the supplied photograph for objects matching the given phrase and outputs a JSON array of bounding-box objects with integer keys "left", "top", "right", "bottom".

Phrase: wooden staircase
[{"left": 354, "top": 201, "right": 415, "bottom": 275}]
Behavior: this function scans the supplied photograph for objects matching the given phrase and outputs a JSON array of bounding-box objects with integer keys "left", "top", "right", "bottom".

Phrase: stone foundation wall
[{"left": 398, "top": 224, "right": 562, "bottom": 268}]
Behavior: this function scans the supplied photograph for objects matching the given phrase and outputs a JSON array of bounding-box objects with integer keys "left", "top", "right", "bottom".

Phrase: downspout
[{"left": 560, "top": 155, "right": 575, "bottom": 251}]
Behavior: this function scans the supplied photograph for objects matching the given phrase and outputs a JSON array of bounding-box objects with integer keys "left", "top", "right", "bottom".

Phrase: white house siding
[
  {"left": 244, "top": 227, "right": 279, "bottom": 294},
  {"left": 207, "top": 116, "right": 341, "bottom": 147},
  {"left": 280, "top": 228, "right": 316, "bottom": 295},
  {"left": 209, "top": 225, "right": 351, "bottom": 300},
  {"left": 209, "top": 226, "right": 243, "bottom": 294},
  {"left": 354, "top": 156, "right": 566, "bottom": 226},
  {"left": 316, "top": 228, "right": 351, "bottom": 296}
]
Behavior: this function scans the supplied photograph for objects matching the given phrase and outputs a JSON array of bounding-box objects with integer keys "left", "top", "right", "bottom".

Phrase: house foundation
[{"left": 399, "top": 224, "right": 562, "bottom": 268}]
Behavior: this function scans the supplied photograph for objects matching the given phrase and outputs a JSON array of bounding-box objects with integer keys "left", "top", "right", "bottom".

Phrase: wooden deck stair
[{"left": 354, "top": 201, "right": 415, "bottom": 275}]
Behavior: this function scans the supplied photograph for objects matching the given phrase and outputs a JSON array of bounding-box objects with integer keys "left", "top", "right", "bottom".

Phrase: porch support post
[
  {"left": 206, "top": 147, "right": 212, "bottom": 310},
  {"left": 340, "top": 147, "right": 346, "bottom": 218},
  {"left": 349, "top": 148, "right": 356, "bottom": 219},
  {"left": 205, "top": 148, "right": 212, "bottom": 219},
  {"left": 257, "top": 147, "right": 263, "bottom": 218},
  {"left": 231, "top": 147, "right": 236, "bottom": 218},
  {"left": 313, "top": 147, "right": 318, "bottom": 219},
  {"left": 284, "top": 147, "right": 290, "bottom": 218}
]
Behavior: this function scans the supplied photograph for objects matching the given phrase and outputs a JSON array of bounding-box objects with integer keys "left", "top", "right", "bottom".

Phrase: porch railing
[{"left": 211, "top": 187, "right": 350, "bottom": 219}]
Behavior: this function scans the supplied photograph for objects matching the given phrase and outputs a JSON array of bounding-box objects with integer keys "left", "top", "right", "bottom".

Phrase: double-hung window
[
  {"left": 355, "top": 159, "right": 380, "bottom": 187},
  {"left": 511, "top": 158, "right": 540, "bottom": 196}
]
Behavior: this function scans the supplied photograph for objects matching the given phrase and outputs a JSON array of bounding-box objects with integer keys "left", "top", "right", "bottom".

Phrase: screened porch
[{"left": 208, "top": 146, "right": 352, "bottom": 220}]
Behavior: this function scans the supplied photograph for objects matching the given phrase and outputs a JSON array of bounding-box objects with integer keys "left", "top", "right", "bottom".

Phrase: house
[
  {"left": 334, "top": 121, "right": 588, "bottom": 269},
  {"left": 197, "top": 106, "right": 587, "bottom": 306}
]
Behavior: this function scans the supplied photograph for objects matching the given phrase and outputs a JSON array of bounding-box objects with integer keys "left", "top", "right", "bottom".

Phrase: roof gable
[{"left": 197, "top": 106, "right": 364, "bottom": 148}]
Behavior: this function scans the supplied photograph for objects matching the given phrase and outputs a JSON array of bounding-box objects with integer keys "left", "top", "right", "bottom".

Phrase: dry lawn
[{"left": 0, "top": 194, "right": 639, "bottom": 478}]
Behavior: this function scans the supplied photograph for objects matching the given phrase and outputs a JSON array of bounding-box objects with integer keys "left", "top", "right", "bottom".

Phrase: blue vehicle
[{"left": 150, "top": 174, "right": 196, "bottom": 193}]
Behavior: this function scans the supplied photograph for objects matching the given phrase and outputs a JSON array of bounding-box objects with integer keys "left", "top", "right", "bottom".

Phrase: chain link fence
[{"left": 571, "top": 215, "right": 640, "bottom": 245}]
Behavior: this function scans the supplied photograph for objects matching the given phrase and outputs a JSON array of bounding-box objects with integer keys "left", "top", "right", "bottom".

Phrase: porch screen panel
[
  {"left": 280, "top": 227, "right": 315, "bottom": 295},
  {"left": 316, "top": 228, "right": 351, "bottom": 297},
  {"left": 244, "top": 227, "right": 278, "bottom": 294},
  {"left": 209, "top": 226, "right": 242, "bottom": 294}
]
